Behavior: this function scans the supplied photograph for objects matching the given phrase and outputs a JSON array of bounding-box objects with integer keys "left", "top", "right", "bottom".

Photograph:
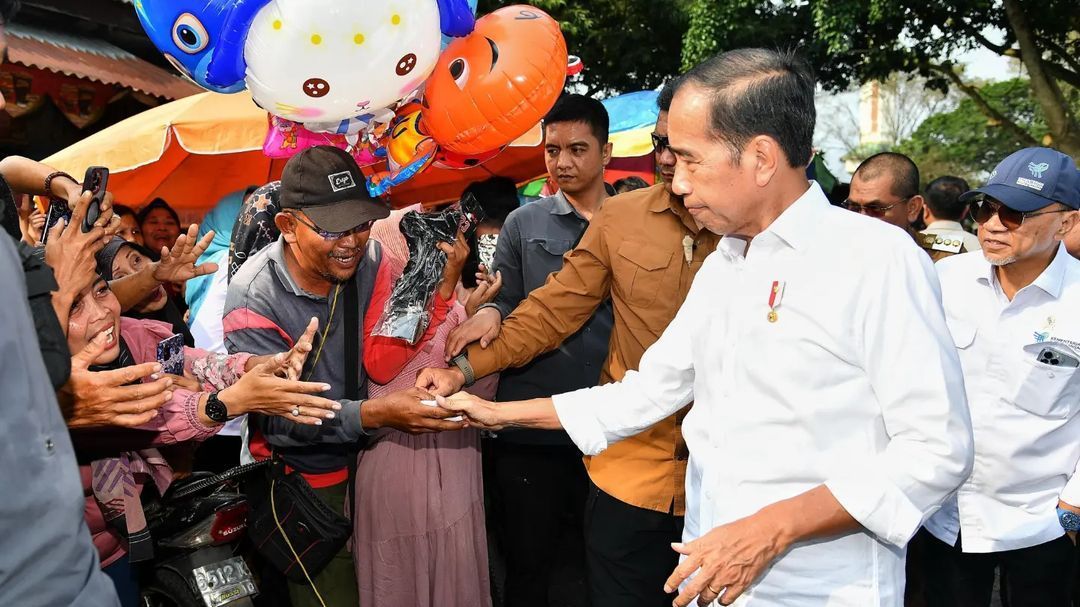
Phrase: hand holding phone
[
  {"left": 81, "top": 166, "right": 109, "bottom": 234},
  {"left": 39, "top": 199, "right": 71, "bottom": 245}
]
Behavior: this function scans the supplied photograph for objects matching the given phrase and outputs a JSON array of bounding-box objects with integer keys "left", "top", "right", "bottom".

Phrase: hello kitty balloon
[{"left": 244, "top": 0, "right": 448, "bottom": 130}]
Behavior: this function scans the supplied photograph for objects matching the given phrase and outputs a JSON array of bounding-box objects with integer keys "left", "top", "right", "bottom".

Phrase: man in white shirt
[
  {"left": 424, "top": 48, "right": 974, "bottom": 607},
  {"left": 921, "top": 175, "right": 982, "bottom": 254},
  {"left": 921, "top": 147, "right": 1080, "bottom": 607}
]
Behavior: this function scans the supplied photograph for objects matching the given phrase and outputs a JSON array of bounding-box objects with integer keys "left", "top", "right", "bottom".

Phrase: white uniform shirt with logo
[
  {"left": 924, "top": 220, "right": 982, "bottom": 252},
  {"left": 925, "top": 245, "right": 1080, "bottom": 553},
  {"left": 553, "top": 183, "right": 974, "bottom": 606}
]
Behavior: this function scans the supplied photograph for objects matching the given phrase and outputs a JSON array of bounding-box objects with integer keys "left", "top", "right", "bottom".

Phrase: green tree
[
  {"left": 896, "top": 79, "right": 1051, "bottom": 183},
  {"left": 680, "top": 0, "right": 1080, "bottom": 160},
  {"left": 477, "top": 0, "right": 690, "bottom": 96}
]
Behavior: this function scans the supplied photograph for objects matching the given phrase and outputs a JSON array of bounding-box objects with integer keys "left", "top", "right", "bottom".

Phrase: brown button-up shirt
[{"left": 468, "top": 184, "right": 720, "bottom": 515}]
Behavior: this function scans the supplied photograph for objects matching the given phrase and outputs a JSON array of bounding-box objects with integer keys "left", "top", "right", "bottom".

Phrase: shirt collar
[
  {"left": 927, "top": 220, "right": 965, "bottom": 232},
  {"left": 548, "top": 190, "right": 576, "bottom": 216},
  {"left": 759, "top": 181, "right": 829, "bottom": 252},
  {"left": 979, "top": 242, "right": 1070, "bottom": 300},
  {"left": 267, "top": 236, "right": 326, "bottom": 301}
]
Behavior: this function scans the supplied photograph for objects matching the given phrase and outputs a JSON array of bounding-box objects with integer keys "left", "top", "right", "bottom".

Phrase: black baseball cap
[{"left": 280, "top": 146, "right": 390, "bottom": 232}]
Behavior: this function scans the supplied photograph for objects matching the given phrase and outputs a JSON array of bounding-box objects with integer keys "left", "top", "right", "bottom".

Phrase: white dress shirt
[
  {"left": 924, "top": 220, "right": 982, "bottom": 252},
  {"left": 553, "top": 183, "right": 973, "bottom": 606},
  {"left": 925, "top": 245, "right": 1080, "bottom": 553}
]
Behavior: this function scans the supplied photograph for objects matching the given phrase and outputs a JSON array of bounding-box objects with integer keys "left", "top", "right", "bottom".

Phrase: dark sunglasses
[
  {"left": 287, "top": 211, "right": 374, "bottom": 240},
  {"left": 651, "top": 133, "right": 670, "bottom": 153},
  {"left": 969, "top": 198, "right": 1071, "bottom": 231},
  {"left": 838, "top": 197, "right": 910, "bottom": 218}
]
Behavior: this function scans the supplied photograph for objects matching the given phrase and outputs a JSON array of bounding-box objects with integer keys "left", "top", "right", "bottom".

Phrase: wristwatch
[
  {"left": 205, "top": 392, "right": 230, "bottom": 424},
  {"left": 450, "top": 353, "right": 476, "bottom": 387},
  {"left": 1059, "top": 508, "right": 1080, "bottom": 533}
]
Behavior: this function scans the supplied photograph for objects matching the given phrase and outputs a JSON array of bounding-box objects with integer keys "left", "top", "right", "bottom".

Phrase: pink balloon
[{"left": 263, "top": 115, "right": 382, "bottom": 166}]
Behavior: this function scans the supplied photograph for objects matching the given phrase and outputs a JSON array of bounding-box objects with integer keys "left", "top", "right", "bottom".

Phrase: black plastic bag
[{"left": 373, "top": 194, "right": 486, "bottom": 344}]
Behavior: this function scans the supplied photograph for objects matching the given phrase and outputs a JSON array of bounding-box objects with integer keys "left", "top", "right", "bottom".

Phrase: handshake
[{"left": 411, "top": 365, "right": 508, "bottom": 431}]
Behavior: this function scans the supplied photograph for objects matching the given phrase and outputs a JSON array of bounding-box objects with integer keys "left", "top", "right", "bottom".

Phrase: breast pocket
[
  {"left": 946, "top": 318, "right": 977, "bottom": 350},
  {"left": 524, "top": 237, "right": 572, "bottom": 286},
  {"left": 1010, "top": 342, "right": 1080, "bottom": 419},
  {"left": 614, "top": 241, "right": 673, "bottom": 308}
]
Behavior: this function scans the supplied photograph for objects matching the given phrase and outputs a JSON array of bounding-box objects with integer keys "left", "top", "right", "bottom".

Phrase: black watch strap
[{"left": 205, "top": 392, "right": 230, "bottom": 423}]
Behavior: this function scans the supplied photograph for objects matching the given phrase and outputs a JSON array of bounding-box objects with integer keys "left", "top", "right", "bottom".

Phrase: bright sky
[{"left": 815, "top": 47, "right": 1022, "bottom": 181}]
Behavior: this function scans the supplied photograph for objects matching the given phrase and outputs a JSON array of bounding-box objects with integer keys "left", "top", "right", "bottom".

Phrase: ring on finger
[
  {"left": 291, "top": 407, "right": 300, "bottom": 417},
  {"left": 707, "top": 585, "right": 722, "bottom": 594}
]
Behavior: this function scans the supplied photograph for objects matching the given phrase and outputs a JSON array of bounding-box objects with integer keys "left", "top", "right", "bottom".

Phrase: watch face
[{"left": 206, "top": 395, "right": 229, "bottom": 423}]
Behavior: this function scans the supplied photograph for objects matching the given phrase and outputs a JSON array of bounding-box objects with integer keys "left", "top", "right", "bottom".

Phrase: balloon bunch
[{"left": 135, "top": 0, "right": 570, "bottom": 197}]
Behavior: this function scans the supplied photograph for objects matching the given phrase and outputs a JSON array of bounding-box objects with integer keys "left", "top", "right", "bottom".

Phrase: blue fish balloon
[
  {"left": 135, "top": 0, "right": 474, "bottom": 97},
  {"left": 133, "top": 0, "right": 271, "bottom": 93}
]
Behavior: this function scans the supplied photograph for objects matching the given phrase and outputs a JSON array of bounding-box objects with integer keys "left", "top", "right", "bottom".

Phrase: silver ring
[{"left": 291, "top": 408, "right": 300, "bottom": 417}]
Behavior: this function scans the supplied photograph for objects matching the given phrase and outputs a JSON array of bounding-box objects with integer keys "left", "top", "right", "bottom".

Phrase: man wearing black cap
[
  {"left": 223, "top": 146, "right": 466, "bottom": 607},
  {"left": 920, "top": 147, "right": 1080, "bottom": 607}
]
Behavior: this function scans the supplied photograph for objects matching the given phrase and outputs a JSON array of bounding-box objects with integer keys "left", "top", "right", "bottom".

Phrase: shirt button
[{"left": 45, "top": 438, "right": 55, "bottom": 453}]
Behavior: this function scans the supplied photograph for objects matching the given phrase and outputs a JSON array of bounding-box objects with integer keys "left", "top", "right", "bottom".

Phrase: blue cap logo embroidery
[{"left": 1028, "top": 162, "right": 1050, "bottom": 178}]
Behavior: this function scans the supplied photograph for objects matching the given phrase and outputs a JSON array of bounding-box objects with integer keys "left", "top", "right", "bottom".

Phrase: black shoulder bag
[{"left": 248, "top": 275, "right": 361, "bottom": 585}]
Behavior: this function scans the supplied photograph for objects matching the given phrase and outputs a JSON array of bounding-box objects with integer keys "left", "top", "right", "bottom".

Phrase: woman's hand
[
  {"left": 437, "top": 232, "right": 470, "bottom": 300},
  {"left": 219, "top": 354, "right": 340, "bottom": 425},
  {"left": 152, "top": 224, "right": 219, "bottom": 285},
  {"left": 279, "top": 317, "right": 318, "bottom": 380},
  {"left": 245, "top": 317, "right": 319, "bottom": 381},
  {"left": 464, "top": 266, "right": 502, "bottom": 318},
  {"left": 163, "top": 373, "right": 202, "bottom": 393}
]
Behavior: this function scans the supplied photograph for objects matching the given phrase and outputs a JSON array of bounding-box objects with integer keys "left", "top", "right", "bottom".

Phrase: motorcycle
[{"left": 140, "top": 460, "right": 268, "bottom": 607}]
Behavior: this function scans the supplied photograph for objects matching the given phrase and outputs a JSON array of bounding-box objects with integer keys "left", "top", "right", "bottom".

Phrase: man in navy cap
[{"left": 919, "top": 147, "right": 1080, "bottom": 607}]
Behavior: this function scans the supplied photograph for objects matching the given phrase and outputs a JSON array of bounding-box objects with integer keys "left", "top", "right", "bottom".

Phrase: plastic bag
[{"left": 373, "top": 193, "right": 486, "bottom": 344}]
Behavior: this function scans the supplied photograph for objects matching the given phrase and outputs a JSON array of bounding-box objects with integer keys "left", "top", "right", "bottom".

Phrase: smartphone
[
  {"left": 456, "top": 192, "right": 487, "bottom": 239},
  {"left": 38, "top": 199, "right": 71, "bottom": 245},
  {"left": 1037, "top": 345, "right": 1080, "bottom": 368},
  {"left": 477, "top": 233, "right": 498, "bottom": 269},
  {"left": 156, "top": 334, "right": 185, "bottom": 376},
  {"left": 81, "top": 166, "right": 109, "bottom": 233}
]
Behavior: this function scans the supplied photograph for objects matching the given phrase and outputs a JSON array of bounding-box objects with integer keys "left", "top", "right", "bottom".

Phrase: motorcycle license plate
[{"left": 192, "top": 557, "right": 257, "bottom": 607}]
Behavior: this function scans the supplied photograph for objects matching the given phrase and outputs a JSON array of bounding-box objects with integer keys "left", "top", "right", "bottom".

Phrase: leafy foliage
[{"left": 478, "top": 0, "right": 689, "bottom": 96}]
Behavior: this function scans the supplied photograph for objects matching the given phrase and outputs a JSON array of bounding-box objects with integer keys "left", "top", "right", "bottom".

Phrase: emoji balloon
[
  {"left": 423, "top": 5, "right": 567, "bottom": 155},
  {"left": 367, "top": 101, "right": 438, "bottom": 197}
]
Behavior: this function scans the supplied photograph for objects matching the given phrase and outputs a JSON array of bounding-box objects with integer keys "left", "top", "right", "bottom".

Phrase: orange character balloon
[
  {"left": 367, "top": 101, "right": 438, "bottom": 197},
  {"left": 423, "top": 5, "right": 567, "bottom": 155},
  {"left": 385, "top": 101, "right": 435, "bottom": 169}
]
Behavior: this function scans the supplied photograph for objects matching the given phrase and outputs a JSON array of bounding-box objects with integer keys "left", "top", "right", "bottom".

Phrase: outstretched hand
[
  {"left": 435, "top": 393, "right": 505, "bottom": 430},
  {"left": 152, "top": 223, "right": 218, "bottom": 285},
  {"left": 60, "top": 331, "right": 172, "bottom": 429}
]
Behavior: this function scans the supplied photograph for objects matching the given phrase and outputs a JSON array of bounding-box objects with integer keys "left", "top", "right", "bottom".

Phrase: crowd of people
[{"left": 1, "top": 1, "right": 1079, "bottom": 606}]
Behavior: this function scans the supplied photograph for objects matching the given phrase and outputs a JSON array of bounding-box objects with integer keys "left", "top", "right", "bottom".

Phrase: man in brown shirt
[{"left": 420, "top": 87, "right": 721, "bottom": 607}]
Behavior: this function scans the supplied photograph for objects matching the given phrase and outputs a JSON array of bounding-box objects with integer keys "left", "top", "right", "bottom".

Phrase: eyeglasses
[
  {"left": 838, "top": 197, "right": 910, "bottom": 218},
  {"left": 287, "top": 212, "right": 374, "bottom": 240},
  {"left": 651, "top": 133, "right": 670, "bottom": 153},
  {"left": 969, "top": 198, "right": 1071, "bottom": 231}
]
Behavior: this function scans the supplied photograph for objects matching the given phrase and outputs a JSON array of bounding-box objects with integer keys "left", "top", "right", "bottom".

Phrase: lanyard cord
[{"left": 302, "top": 284, "right": 341, "bottom": 382}]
